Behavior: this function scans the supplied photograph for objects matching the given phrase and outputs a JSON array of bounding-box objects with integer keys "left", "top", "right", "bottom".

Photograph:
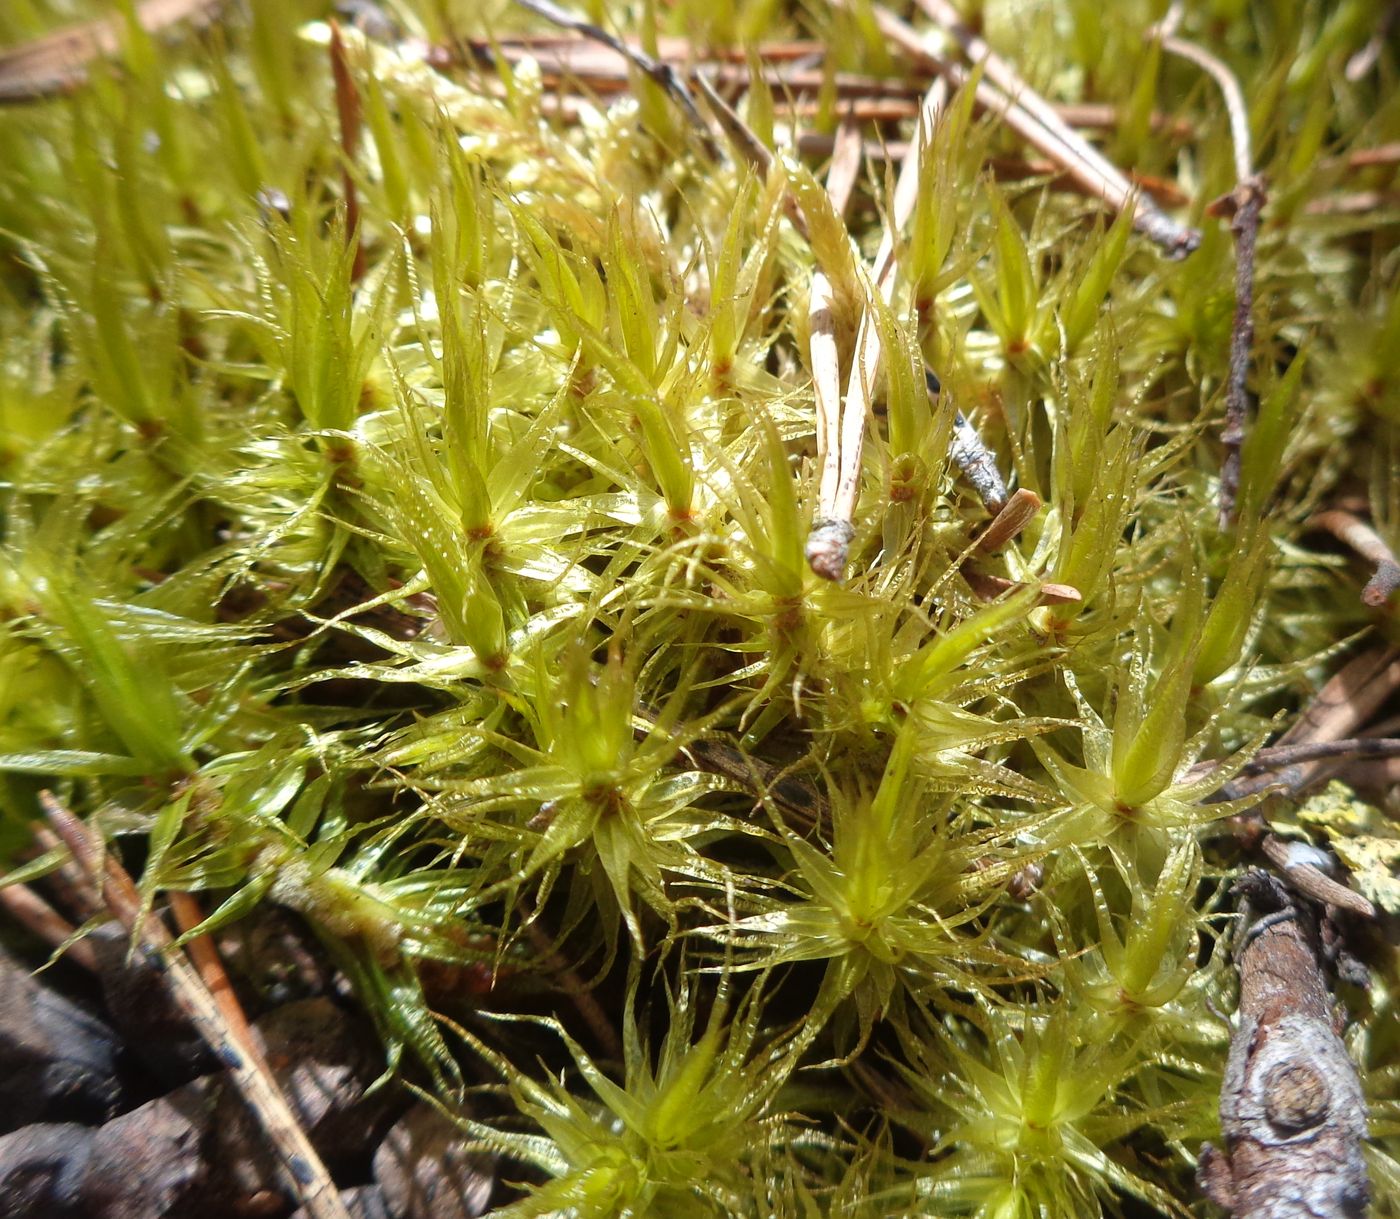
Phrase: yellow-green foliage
[{"left": 1, "top": 1, "right": 1398, "bottom": 1214}]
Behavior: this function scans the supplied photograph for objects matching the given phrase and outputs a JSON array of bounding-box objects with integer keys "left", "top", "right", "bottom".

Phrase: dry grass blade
[
  {"left": 690, "top": 71, "right": 813, "bottom": 247},
  {"left": 1305, "top": 190, "right": 1400, "bottom": 217},
  {"left": 823, "top": 116, "right": 865, "bottom": 220},
  {"left": 809, "top": 269, "right": 843, "bottom": 539},
  {"left": 1280, "top": 647, "right": 1400, "bottom": 750},
  {"left": 808, "top": 120, "right": 863, "bottom": 553},
  {"left": 512, "top": 0, "right": 718, "bottom": 157},
  {"left": 1341, "top": 142, "right": 1400, "bottom": 171},
  {"left": 807, "top": 75, "right": 948, "bottom": 580},
  {"left": 859, "top": 1, "right": 1199, "bottom": 257},
  {"left": 916, "top": 0, "right": 1196, "bottom": 244},
  {"left": 40, "top": 794, "right": 352, "bottom": 1219},
  {"left": 0, "top": 0, "right": 224, "bottom": 103}
]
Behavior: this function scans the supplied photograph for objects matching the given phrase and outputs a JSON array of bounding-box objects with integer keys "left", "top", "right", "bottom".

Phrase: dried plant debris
[
  {"left": 1199, "top": 871, "right": 1370, "bottom": 1218},
  {"left": 0, "top": 1, "right": 1398, "bottom": 1215}
]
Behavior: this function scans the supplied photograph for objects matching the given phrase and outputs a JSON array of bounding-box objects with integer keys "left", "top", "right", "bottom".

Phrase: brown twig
[
  {"left": 793, "top": 135, "right": 1192, "bottom": 208},
  {"left": 1278, "top": 647, "right": 1400, "bottom": 755},
  {"left": 169, "top": 889, "right": 264, "bottom": 1065},
  {"left": 1244, "top": 736, "right": 1400, "bottom": 773},
  {"left": 1338, "top": 142, "right": 1400, "bottom": 171},
  {"left": 511, "top": 0, "right": 719, "bottom": 158},
  {"left": 0, "top": 881, "right": 99, "bottom": 971},
  {"left": 454, "top": 34, "right": 1194, "bottom": 135},
  {"left": 1259, "top": 835, "right": 1376, "bottom": 920},
  {"left": 1304, "top": 190, "right": 1400, "bottom": 218},
  {"left": 31, "top": 825, "right": 103, "bottom": 922},
  {"left": 683, "top": 737, "right": 831, "bottom": 834},
  {"left": 690, "top": 71, "right": 766, "bottom": 171},
  {"left": 1152, "top": 27, "right": 1263, "bottom": 528},
  {"left": 1198, "top": 870, "right": 1370, "bottom": 1217},
  {"left": 1209, "top": 649, "right": 1400, "bottom": 803},
  {"left": 39, "top": 793, "right": 352, "bottom": 1219},
  {"left": 1309, "top": 508, "right": 1400, "bottom": 607},
  {"left": 795, "top": 134, "right": 1191, "bottom": 205},
  {"left": 0, "top": 0, "right": 225, "bottom": 103}
]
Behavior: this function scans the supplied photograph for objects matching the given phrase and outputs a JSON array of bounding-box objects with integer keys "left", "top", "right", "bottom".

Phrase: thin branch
[
  {"left": 40, "top": 794, "right": 352, "bottom": 1219},
  {"left": 0, "top": 882, "right": 99, "bottom": 971},
  {"left": 796, "top": 134, "right": 1191, "bottom": 205},
  {"left": 1246, "top": 736, "right": 1400, "bottom": 771},
  {"left": 682, "top": 737, "right": 831, "bottom": 833},
  {"left": 1156, "top": 34, "right": 1252, "bottom": 183},
  {"left": 169, "top": 889, "right": 264, "bottom": 1065},
  {"left": 1205, "top": 650, "right": 1400, "bottom": 800},
  {"left": 691, "top": 70, "right": 772, "bottom": 175},
  {"left": 1303, "top": 190, "right": 1400, "bottom": 218},
  {"left": 1278, "top": 646, "right": 1400, "bottom": 751},
  {"left": 1339, "top": 142, "right": 1400, "bottom": 171},
  {"left": 1259, "top": 835, "right": 1376, "bottom": 919},
  {"left": 511, "top": 0, "right": 719, "bottom": 158},
  {"left": 857, "top": 0, "right": 1199, "bottom": 256},
  {"left": 31, "top": 825, "right": 102, "bottom": 922},
  {"left": 1154, "top": 27, "right": 1263, "bottom": 528},
  {"left": 915, "top": 0, "right": 1196, "bottom": 236}
]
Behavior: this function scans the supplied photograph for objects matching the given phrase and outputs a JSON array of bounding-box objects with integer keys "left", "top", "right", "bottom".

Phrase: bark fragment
[{"left": 1198, "top": 870, "right": 1369, "bottom": 1218}]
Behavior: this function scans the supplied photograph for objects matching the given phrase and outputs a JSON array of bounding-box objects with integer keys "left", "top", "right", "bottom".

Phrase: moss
[{"left": 1, "top": 0, "right": 1398, "bottom": 1214}]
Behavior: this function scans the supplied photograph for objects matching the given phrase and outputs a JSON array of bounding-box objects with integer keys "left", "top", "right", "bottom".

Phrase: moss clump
[{"left": 1, "top": 0, "right": 1398, "bottom": 1214}]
